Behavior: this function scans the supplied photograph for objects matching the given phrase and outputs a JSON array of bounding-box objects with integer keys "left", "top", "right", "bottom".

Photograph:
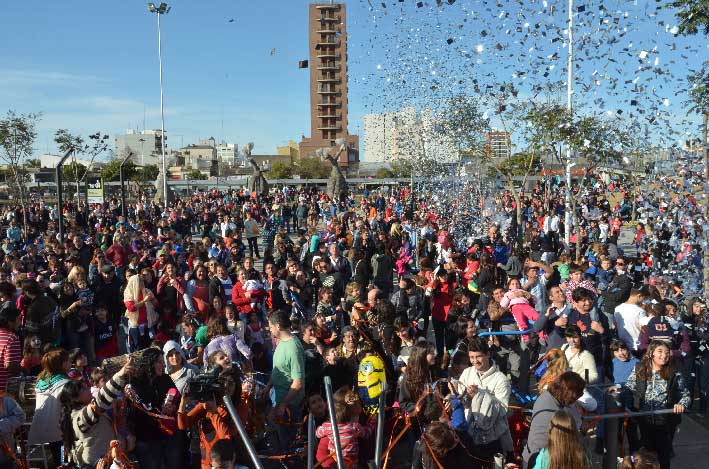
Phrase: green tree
[
  {"left": 54, "top": 129, "right": 109, "bottom": 201},
  {"left": 0, "top": 111, "right": 40, "bottom": 237},
  {"left": 390, "top": 159, "right": 413, "bottom": 178},
  {"left": 267, "top": 161, "right": 294, "bottom": 179},
  {"left": 25, "top": 158, "right": 41, "bottom": 168},
  {"left": 187, "top": 169, "right": 207, "bottom": 180},
  {"left": 62, "top": 162, "right": 87, "bottom": 186},
  {"left": 687, "top": 63, "right": 709, "bottom": 177},
  {"left": 297, "top": 157, "right": 330, "bottom": 179},
  {"left": 137, "top": 164, "right": 160, "bottom": 182},
  {"left": 375, "top": 168, "right": 395, "bottom": 178},
  {"left": 101, "top": 158, "right": 137, "bottom": 182},
  {"left": 666, "top": 0, "right": 709, "bottom": 35}
]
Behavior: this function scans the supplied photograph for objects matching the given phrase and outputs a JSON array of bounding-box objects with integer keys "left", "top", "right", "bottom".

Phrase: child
[
  {"left": 243, "top": 271, "right": 265, "bottom": 314},
  {"left": 499, "top": 278, "right": 540, "bottom": 343},
  {"left": 211, "top": 295, "right": 225, "bottom": 317},
  {"left": 246, "top": 311, "right": 265, "bottom": 346},
  {"left": 315, "top": 387, "right": 375, "bottom": 468},
  {"left": 619, "top": 449, "right": 660, "bottom": 469},
  {"left": 67, "top": 348, "right": 90, "bottom": 384},
  {"left": 75, "top": 277, "right": 94, "bottom": 309},
  {"left": 20, "top": 334, "right": 42, "bottom": 375},
  {"left": 90, "top": 367, "right": 107, "bottom": 399},
  {"left": 315, "top": 287, "right": 339, "bottom": 332},
  {"left": 610, "top": 339, "right": 640, "bottom": 453},
  {"left": 224, "top": 304, "right": 246, "bottom": 342},
  {"left": 314, "top": 311, "right": 338, "bottom": 346},
  {"left": 93, "top": 304, "right": 118, "bottom": 362}
]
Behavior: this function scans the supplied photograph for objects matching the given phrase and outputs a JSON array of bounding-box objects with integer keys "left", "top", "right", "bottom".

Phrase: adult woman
[
  {"left": 231, "top": 269, "right": 253, "bottom": 318},
  {"left": 28, "top": 349, "right": 72, "bottom": 466},
  {"left": 140, "top": 267, "right": 157, "bottom": 294},
  {"left": 123, "top": 273, "right": 159, "bottom": 352},
  {"left": 427, "top": 269, "right": 456, "bottom": 358},
  {"left": 416, "top": 421, "right": 479, "bottom": 469},
  {"left": 177, "top": 367, "right": 244, "bottom": 469},
  {"left": 185, "top": 265, "right": 211, "bottom": 322},
  {"left": 523, "top": 371, "right": 586, "bottom": 467},
  {"left": 398, "top": 342, "right": 435, "bottom": 414},
  {"left": 59, "top": 357, "right": 136, "bottom": 467},
  {"left": 131, "top": 347, "right": 182, "bottom": 469},
  {"left": 532, "top": 410, "right": 591, "bottom": 469},
  {"left": 202, "top": 315, "right": 252, "bottom": 368},
  {"left": 156, "top": 262, "right": 186, "bottom": 319},
  {"left": 622, "top": 340, "right": 689, "bottom": 469}
]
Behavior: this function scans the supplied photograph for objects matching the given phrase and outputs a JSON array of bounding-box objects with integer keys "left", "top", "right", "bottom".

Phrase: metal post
[
  {"left": 323, "top": 376, "right": 345, "bottom": 469},
  {"left": 84, "top": 177, "right": 89, "bottom": 226},
  {"left": 222, "top": 395, "right": 264, "bottom": 469},
  {"left": 374, "top": 381, "right": 387, "bottom": 469},
  {"left": 56, "top": 149, "right": 73, "bottom": 245},
  {"left": 157, "top": 12, "right": 169, "bottom": 208},
  {"left": 307, "top": 412, "right": 316, "bottom": 469},
  {"left": 120, "top": 153, "right": 133, "bottom": 220},
  {"left": 564, "top": 0, "right": 574, "bottom": 253}
]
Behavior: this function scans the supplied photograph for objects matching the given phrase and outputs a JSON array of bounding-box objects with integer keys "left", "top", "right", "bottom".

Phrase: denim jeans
[{"left": 127, "top": 324, "right": 154, "bottom": 352}]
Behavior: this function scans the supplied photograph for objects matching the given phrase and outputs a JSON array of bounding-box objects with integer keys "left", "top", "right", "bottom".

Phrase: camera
[{"left": 184, "top": 365, "right": 223, "bottom": 401}]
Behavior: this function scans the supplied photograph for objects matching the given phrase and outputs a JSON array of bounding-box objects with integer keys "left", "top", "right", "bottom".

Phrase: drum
[{"left": 5, "top": 375, "right": 37, "bottom": 421}]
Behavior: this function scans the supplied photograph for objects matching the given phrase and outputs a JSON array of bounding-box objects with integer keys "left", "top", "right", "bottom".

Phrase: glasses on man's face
[{"left": 616, "top": 262, "right": 625, "bottom": 266}]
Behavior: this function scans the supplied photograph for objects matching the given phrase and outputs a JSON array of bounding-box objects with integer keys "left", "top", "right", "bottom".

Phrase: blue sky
[{"left": 1, "top": 0, "right": 707, "bottom": 160}]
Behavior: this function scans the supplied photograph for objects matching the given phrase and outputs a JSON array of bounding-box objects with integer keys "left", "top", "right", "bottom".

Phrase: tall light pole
[
  {"left": 146, "top": 2, "right": 170, "bottom": 206},
  {"left": 564, "top": 0, "right": 574, "bottom": 253}
]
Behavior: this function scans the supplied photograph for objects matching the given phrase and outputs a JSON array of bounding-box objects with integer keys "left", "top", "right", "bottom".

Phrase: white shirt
[{"left": 614, "top": 302, "right": 647, "bottom": 351}]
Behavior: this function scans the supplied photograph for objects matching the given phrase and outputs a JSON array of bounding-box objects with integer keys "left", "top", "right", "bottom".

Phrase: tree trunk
[
  {"left": 703, "top": 113, "right": 709, "bottom": 299},
  {"left": 703, "top": 112, "right": 708, "bottom": 179}
]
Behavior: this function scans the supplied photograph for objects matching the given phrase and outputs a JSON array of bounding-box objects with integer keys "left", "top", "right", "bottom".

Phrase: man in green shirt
[{"left": 265, "top": 309, "right": 304, "bottom": 451}]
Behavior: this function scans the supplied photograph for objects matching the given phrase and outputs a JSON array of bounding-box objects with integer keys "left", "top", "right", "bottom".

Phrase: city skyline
[{"left": 2, "top": 1, "right": 707, "bottom": 163}]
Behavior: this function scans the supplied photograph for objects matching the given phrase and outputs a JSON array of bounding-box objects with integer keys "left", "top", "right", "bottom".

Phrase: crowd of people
[{"left": 0, "top": 170, "right": 705, "bottom": 469}]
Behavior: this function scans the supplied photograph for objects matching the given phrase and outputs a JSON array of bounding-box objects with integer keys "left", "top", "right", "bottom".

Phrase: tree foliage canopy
[
  {"left": 667, "top": 0, "right": 709, "bottom": 36},
  {"left": 267, "top": 161, "right": 294, "bottom": 179},
  {"left": 297, "top": 157, "right": 330, "bottom": 179}
]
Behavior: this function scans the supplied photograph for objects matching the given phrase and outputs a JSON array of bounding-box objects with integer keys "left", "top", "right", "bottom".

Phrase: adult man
[
  {"left": 72, "top": 234, "right": 92, "bottom": 271},
  {"left": 210, "top": 264, "right": 233, "bottom": 303},
  {"left": 22, "top": 279, "right": 59, "bottom": 345},
  {"left": 457, "top": 338, "right": 512, "bottom": 457},
  {"left": 521, "top": 260, "right": 554, "bottom": 315},
  {"left": 266, "top": 310, "right": 305, "bottom": 451},
  {"left": 533, "top": 285, "right": 572, "bottom": 351},
  {"left": 243, "top": 211, "right": 260, "bottom": 259},
  {"left": 328, "top": 243, "right": 351, "bottom": 281},
  {"left": 614, "top": 288, "right": 648, "bottom": 353},
  {"left": 601, "top": 256, "right": 633, "bottom": 324}
]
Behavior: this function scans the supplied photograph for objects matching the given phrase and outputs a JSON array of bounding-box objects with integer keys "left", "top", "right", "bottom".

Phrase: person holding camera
[
  {"left": 177, "top": 365, "right": 244, "bottom": 469},
  {"left": 59, "top": 356, "right": 136, "bottom": 468}
]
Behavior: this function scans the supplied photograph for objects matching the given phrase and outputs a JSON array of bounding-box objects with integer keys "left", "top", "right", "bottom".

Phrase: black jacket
[{"left": 602, "top": 272, "right": 633, "bottom": 315}]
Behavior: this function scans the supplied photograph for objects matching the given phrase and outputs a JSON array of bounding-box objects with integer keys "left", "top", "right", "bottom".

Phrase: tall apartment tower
[{"left": 299, "top": 2, "right": 359, "bottom": 169}]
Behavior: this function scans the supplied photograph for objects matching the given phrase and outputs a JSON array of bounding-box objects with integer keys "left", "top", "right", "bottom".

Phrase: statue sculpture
[
  {"left": 320, "top": 139, "right": 348, "bottom": 201},
  {"left": 247, "top": 158, "right": 269, "bottom": 197},
  {"left": 153, "top": 168, "right": 174, "bottom": 205}
]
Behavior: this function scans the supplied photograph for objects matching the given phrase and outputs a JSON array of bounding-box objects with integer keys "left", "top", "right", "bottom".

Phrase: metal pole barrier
[
  {"left": 120, "top": 152, "right": 133, "bottom": 220},
  {"left": 307, "top": 412, "right": 315, "bottom": 469},
  {"left": 582, "top": 408, "right": 677, "bottom": 420},
  {"left": 56, "top": 149, "right": 73, "bottom": 245},
  {"left": 478, "top": 328, "right": 534, "bottom": 337},
  {"left": 323, "top": 376, "right": 345, "bottom": 469},
  {"left": 603, "top": 393, "right": 620, "bottom": 469},
  {"left": 374, "top": 381, "right": 387, "bottom": 469},
  {"left": 223, "top": 395, "right": 264, "bottom": 469}
]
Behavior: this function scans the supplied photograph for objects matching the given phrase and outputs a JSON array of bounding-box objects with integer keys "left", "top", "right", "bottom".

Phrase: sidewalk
[{"left": 671, "top": 415, "right": 709, "bottom": 468}]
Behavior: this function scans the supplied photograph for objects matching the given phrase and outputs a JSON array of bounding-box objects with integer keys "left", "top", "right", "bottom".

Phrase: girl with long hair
[
  {"left": 398, "top": 342, "right": 435, "bottom": 414},
  {"left": 532, "top": 410, "right": 591, "bottom": 469},
  {"left": 536, "top": 349, "right": 569, "bottom": 393},
  {"left": 28, "top": 349, "right": 72, "bottom": 466},
  {"left": 622, "top": 340, "right": 690, "bottom": 469}
]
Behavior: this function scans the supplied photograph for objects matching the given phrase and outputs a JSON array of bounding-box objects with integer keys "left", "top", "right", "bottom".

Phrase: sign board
[{"left": 87, "top": 176, "right": 104, "bottom": 204}]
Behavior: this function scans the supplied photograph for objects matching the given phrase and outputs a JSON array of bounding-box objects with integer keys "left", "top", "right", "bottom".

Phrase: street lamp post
[
  {"left": 146, "top": 2, "right": 170, "bottom": 206},
  {"left": 564, "top": 0, "right": 574, "bottom": 253}
]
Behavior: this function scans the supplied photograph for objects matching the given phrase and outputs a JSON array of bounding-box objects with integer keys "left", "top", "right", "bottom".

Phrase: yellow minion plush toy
[{"left": 357, "top": 355, "right": 386, "bottom": 411}]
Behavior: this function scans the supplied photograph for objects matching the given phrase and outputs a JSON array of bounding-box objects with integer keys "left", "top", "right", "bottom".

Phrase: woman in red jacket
[
  {"left": 231, "top": 269, "right": 252, "bottom": 319},
  {"left": 426, "top": 268, "right": 456, "bottom": 358}
]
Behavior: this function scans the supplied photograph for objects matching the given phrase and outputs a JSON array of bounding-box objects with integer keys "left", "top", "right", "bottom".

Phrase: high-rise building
[
  {"left": 363, "top": 107, "right": 458, "bottom": 163},
  {"left": 486, "top": 131, "right": 510, "bottom": 159},
  {"left": 114, "top": 129, "right": 165, "bottom": 166},
  {"left": 299, "top": 2, "right": 359, "bottom": 169}
]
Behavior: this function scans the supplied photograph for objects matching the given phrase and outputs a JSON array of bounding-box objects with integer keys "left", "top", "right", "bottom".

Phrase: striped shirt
[
  {"left": 0, "top": 328, "right": 21, "bottom": 391},
  {"left": 316, "top": 421, "right": 374, "bottom": 462}
]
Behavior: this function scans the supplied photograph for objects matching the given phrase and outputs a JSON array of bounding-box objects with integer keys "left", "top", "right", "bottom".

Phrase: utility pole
[{"left": 564, "top": 0, "right": 574, "bottom": 253}]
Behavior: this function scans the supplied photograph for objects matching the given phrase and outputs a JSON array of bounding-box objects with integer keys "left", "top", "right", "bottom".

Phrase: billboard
[{"left": 87, "top": 176, "right": 104, "bottom": 204}]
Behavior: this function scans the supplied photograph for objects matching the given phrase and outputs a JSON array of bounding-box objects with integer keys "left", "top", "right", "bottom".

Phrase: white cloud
[{"left": 0, "top": 69, "right": 103, "bottom": 88}]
